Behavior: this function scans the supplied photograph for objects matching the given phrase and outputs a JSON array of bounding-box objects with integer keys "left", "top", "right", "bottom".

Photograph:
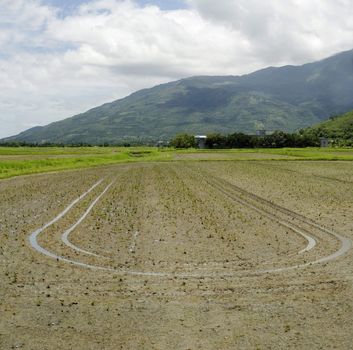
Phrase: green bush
[{"left": 170, "top": 134, "right": 196, "bottom": 148}]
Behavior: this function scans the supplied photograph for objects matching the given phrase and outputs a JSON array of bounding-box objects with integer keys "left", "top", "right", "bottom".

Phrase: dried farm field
[{"left": 1, "top": 160, "right": 353, "bottom": 349}]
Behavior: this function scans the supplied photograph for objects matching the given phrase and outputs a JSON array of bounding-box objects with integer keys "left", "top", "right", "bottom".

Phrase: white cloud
[
  {"left": 1, "top": 0, "right": 353, "bottom": 138},
  {"left": 187, "top": 0, "right": 353, "bottom": 64}
]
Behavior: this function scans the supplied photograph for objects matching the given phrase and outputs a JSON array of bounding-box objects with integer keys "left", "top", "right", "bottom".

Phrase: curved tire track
[
  {"left": 29, "top": 172, "right": 351, "bottom": 278},
  {"left": 203, "top": 176, "right": 317, "bottom": 255},
  {"left": 191, "top": 167, "right": 351, "bottom": 272},
  {"left": 61, "top": 181, "right": 114, "bottom": 258}
]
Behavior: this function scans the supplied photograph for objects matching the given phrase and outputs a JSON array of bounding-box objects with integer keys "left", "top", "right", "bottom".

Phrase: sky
[{"left": 1, "top": 0, "right": 353, "bottom": 138}]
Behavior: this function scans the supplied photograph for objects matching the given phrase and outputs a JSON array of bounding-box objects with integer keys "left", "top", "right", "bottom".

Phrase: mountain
[
  {"left": 2, "top": 49, "right": 353, "bottom": 144},
  {"left": 304, "top": 109, "right": 353, "bottom": 140}
]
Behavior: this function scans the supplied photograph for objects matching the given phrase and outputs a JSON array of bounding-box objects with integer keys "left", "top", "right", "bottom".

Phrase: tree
[
  {"left": 170, "top": 133, "right": 196, "bottom": 148},
  {"left": 205, "top": 133, "right": 227, "bottom": 149},
  {"left": 227, "top": 132, "right": 254, "bottom": 148}
]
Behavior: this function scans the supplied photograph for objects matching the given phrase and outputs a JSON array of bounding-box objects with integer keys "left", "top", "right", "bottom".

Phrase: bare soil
[{"left": 1, "top": 161, "right": 353, "bottom": 349}]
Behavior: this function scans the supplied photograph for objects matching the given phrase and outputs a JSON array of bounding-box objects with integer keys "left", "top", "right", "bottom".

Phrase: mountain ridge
[{"left": 2, "top": 48, "right": 353, "bottom": 144}]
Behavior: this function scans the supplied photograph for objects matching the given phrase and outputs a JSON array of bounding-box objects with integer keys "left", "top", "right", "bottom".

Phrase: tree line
[
  {"left": 170, "top": 131, "right": 320, "bottom": 149},
  {"left": 1, "top": 131, "right": 320, "bottom": 148}
]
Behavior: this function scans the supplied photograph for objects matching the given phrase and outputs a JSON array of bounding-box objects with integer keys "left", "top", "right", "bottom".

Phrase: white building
[{"left": 195, "top": 135, "right": 207, "bottom": 149}]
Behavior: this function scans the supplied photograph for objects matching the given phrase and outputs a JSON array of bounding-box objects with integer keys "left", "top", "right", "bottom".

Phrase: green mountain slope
[
  {"left": 305, "top": 109, "right": 353, "bottom": 140},
  {"left": 2, "top": 49, "right": 353, "bottom": 144}
]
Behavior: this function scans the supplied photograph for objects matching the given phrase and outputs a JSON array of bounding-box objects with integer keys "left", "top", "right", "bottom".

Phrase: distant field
[{"left": 1, "top": 146, "right": 353, "bottom": 179}]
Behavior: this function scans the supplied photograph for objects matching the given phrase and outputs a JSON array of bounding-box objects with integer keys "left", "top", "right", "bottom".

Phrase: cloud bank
[{"left": 1, "top": 0, "right": 353, "bottom": 137}]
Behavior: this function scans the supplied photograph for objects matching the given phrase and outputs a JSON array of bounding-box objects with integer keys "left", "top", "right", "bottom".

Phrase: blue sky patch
[{"left": 43, "top": 0, "right": 186, "bottom": 12}]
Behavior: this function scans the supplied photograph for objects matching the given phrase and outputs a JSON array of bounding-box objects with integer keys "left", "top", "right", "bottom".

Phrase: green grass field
[
  {"left": 0, "top": 147, "right": 171, "bottom": 179},
  {"left": 1, "top": 146, "right": 353, "bottom": 179}
]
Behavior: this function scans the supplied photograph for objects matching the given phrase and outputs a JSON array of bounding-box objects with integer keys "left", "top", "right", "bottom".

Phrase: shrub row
[{"left": 170, "top": 131, "right": 320, "bottom": 149}]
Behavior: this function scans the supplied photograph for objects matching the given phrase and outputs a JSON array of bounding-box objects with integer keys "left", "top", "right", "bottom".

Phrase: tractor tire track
[
  {"left": 182, "top": 165, "right": 318, "bottom": 254},
  {"left": 204, "top": 176, "right": 317, "bottom": 254},
  {"left": 61, "top": 181, "right": 114, "bottom": 258},
  {"left": 189, "top": 166, "right": 351, "bottom": 271},
  {"left": 29, "top": 170, "right": 351, "bottom": 278}
]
